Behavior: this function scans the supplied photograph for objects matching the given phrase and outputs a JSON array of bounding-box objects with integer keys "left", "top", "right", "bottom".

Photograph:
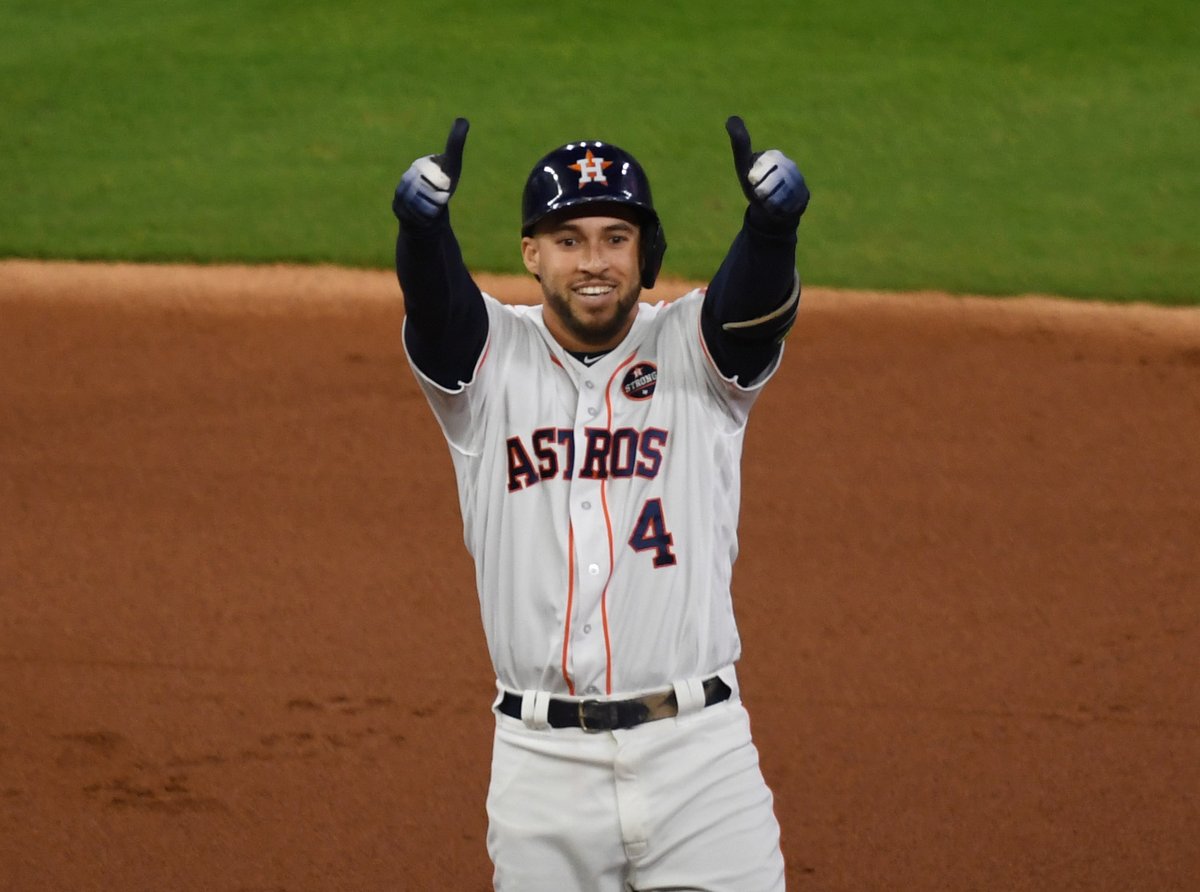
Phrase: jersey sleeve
[
  {"left": 660, "top": 291, "right": 779, "bottom": 430},
  {"left": 700, "top": 205, "right": 801, "bottom": 387},
  {"left": 404, "top": 295, "right": 517, "bottom": 455},
  {"left": 395, "top": 210, "right": 489, "bottom": 390}
]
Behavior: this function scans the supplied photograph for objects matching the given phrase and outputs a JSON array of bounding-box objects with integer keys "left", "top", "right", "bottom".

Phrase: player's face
[{"left": 521, "top": 209, "right": 643, "bottom": 352}]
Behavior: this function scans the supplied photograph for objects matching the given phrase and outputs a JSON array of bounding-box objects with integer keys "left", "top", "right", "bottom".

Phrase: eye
[{"left": 558, "top": 236, "right": 578, "bottom": 247}]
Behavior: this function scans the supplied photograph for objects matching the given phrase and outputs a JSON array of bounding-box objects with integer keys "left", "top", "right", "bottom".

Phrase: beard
[{"left": 541, "top": 278, "right": 642, "bottom": 349}]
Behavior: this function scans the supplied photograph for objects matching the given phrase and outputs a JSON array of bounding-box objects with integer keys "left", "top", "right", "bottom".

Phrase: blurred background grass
[{"left": 2, "top": 0, "right": 1197, "bottom": 303}]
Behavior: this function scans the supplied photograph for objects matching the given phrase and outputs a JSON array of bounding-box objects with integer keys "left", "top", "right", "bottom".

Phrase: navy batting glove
[
  {"left": 726, "top": 115, "right": 809, "bottom": 223},
  {"left": 393, "top": 117, "right": 470, "bottom": 225}
]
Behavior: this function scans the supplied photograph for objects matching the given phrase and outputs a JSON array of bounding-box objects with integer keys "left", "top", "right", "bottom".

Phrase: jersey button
[
  {"left": 582, "top": 501, "right": 592, "bottom": 509},
  {"left": 587, "top": 407, "right": 598, "bottom": 416},
  {"left": 584, "top": 686, "right": 599, "bottom": 695},
  {"left": 587, "top": 563, "right": 600, "bottom": 575},
  {"left": 584, "top": 381, "right": 595, "bottom": 389},
  {"left": 583, "top": 624, "right": 592, "bottom": 634}
]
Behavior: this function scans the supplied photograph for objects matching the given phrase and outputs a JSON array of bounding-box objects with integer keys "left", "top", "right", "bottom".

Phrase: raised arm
[
  {"left": 702, "top": 115, "right": 810, "bottom": 385},
  {"left": 392, "top": 117, "right": 488, "bottom": 389}
]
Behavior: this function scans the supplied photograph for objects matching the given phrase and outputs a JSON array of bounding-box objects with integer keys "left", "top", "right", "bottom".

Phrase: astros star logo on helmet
[{"left": 570, "top": 149, "right": 612, "bottom": 186}]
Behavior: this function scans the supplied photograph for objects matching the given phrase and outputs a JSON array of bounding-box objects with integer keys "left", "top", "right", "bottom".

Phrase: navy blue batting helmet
[{"left": 521, "top": 141, "right": 667, "bottom": 289}]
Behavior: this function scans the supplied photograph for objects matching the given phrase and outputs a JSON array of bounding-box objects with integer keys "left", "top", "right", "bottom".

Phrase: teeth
[{"left": 577, "top": 285, "right": 612, "bottom": 296}]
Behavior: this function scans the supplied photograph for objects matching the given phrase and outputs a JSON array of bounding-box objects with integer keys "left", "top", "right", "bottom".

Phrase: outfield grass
[{"left": 2, "top": 0, "right": 1197, "bottom": 303}]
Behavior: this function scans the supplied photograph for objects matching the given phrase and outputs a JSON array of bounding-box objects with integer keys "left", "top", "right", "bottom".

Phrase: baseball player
[{"left": 392, "top": 115, "right": 808, "bottom": 891}]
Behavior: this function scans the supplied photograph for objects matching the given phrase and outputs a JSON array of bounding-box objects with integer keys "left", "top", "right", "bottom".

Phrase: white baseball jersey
[{"left": 406, "top": 288, "right": 782, "bottom": 698}]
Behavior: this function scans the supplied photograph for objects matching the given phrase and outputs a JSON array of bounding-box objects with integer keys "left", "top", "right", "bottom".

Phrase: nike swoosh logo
[{"left": 581, "top": 354, "right": 603, "bottom": 366}]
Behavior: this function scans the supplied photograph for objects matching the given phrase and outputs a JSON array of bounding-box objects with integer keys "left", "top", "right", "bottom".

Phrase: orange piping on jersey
[
  {"left": 695, "top": 312, "right": 724, "bottom": 378},
  {"left": 550, "top": 351, "right": 564, "bottom": 369},
  {"left": 598, "top": 351, "right": 641, "bottom": 695},
  {"left": 561, "top": 522, "right": 576, "bottom": 695},
  {"left": 599, "top": 477, "right": 614, "bottom": 694},
  {"left": 473, "top": 336, "right": 493, "bottom": 376}
]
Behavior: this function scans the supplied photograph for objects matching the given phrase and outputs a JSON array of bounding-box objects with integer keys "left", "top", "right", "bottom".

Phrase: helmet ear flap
[{"left": 640, "top": 222, "right": 667, "bottom": 289}]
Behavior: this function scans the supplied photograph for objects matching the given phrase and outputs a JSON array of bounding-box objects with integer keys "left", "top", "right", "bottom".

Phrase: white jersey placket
[{"left": 565, "top": 361, "right": 618, "bottom": 697}]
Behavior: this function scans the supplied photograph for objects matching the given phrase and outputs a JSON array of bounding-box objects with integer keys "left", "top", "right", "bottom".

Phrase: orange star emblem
[{"left": 569, "top": 149, "right": 612, "bottom": 186}]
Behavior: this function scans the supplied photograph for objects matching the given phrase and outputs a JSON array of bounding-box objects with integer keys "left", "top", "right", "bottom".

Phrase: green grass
[{"left": 2, "top": 0, "right": 1197, "bottom": 303}]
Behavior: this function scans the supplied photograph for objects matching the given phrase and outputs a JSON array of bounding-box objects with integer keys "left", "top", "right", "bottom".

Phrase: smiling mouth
[{"left": 573, "top": 282, "right": 617, "bottom": 300}]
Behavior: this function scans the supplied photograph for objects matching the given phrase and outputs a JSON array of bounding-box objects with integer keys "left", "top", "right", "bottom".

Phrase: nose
[{"left": 578, "top": 242, "right": 609, "bottom": 274}]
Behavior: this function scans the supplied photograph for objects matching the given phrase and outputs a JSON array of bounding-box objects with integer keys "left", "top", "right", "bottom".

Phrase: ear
[{"left": 521, "top": 236, "right": 540, "bottom": 278}]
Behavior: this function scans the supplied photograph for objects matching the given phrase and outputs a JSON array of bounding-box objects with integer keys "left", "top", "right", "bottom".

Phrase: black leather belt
[{"left": 497, "top": 676, "right": 731, "bottom": 732}]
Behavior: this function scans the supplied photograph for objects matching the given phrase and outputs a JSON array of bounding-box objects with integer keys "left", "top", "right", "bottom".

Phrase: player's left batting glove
[
  {"left": 392, "top": 117, "right": 470, "bottom": 227},
  {"left": 726, "top": 115, "right": 809, "bottom": 227}
]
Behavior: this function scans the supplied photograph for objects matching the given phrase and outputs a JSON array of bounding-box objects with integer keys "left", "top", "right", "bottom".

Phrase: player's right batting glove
[
  {"left": 392, "top": 117, "right": 470, "bottom": 226},
  {"left": 726, "top": 115, "right": 809, "bottom": 228}
]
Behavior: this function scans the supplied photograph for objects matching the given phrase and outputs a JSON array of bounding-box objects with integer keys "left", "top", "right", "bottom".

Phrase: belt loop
[
  {"left": 672, "top": 677, "right": 707, "bottom": 718},
  {"left": 521, "top": 689, "right": 551, "bottom": 729}
]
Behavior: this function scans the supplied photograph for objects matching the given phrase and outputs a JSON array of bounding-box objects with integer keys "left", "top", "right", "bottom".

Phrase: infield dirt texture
[{"left": 2, "top": 260, "right": 1198, "bottom": 890}]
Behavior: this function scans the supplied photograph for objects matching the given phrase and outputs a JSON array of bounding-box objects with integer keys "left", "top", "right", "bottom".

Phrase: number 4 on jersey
[{"left": 629, "top": 498, "right": 677, "bottom": 567}]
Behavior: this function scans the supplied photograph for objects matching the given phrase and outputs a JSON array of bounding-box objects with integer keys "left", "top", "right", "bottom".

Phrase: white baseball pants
[{"left": 486, "top": 695, "right": 786, "bottom": 891}]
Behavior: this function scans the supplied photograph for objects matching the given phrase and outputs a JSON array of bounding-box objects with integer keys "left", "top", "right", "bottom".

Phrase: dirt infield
[{"left": 2, "top": 258, "right": 1198, "bottom": 891}]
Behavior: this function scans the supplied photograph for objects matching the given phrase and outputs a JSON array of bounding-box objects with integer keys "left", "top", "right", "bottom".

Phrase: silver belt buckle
[
  {"left": 578, "top": 698, "right": 625, "bottom": 732},
  {"left": 578, "top": 699, "right": 600, "bottom": 732}
]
